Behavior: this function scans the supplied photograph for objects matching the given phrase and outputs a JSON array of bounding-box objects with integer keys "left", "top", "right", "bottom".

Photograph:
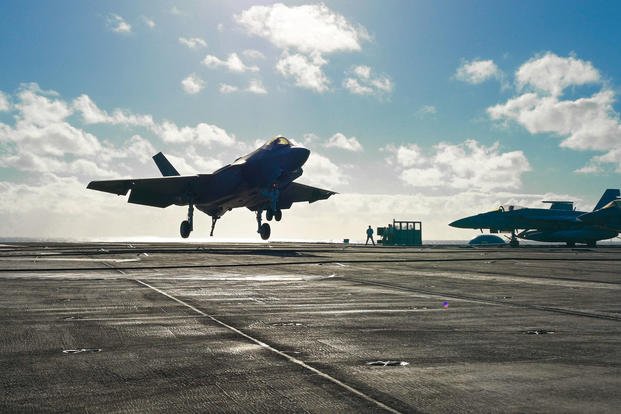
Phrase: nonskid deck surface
[{"left": 1, "top": 242, "right": 620, "bottom": 413}]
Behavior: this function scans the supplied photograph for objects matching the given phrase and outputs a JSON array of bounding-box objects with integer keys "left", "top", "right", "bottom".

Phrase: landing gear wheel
[
  {"left": 180, "top": 220, "right": 192, "bottom": 238},
  {"left": 586, "top": 241, "right": 596, "bottom": 248},
  {"left": 274, "top": 209, "right": 282, "bottom": 221},
  {"left": 259, "top": 223, "right": 271, "bottom": 240},
  {"left": 266, "top": 209, "right": 274, "bottom": 221},
  {"left": 566, "top": 242, "right": 575, "bottom": 248}
]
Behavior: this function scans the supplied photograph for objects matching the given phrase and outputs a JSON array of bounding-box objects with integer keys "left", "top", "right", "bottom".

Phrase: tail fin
[
  {"left": 152, "top": 152, "right": 180, "bottom": 177},
  {"left": 593, "top": 189, "right": 620, "bottom": 211}
]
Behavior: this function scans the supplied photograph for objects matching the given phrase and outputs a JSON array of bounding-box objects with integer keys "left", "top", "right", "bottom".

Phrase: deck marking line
[{"left": 134, "top": 279, "right": 404, "bottom": 414}]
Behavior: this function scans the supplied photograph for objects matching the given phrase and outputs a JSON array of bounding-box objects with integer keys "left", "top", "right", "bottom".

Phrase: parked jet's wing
[
  {"left": 87, "top": 176, "right": 200, "bottom": 208},
  {"left": 278, "top": 182, "right": 337, "bottom": 209}
]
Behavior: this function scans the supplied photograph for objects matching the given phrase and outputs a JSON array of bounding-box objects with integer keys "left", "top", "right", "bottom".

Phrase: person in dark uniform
[{"left": 365, "top": 225, "right": 375, "bottom": 245}]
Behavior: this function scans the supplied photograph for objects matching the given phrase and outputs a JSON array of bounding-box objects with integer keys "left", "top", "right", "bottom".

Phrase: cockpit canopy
[
  {"left": 496, "top": 205, "right": 526, "bottom": 212},
  {"left": 263, "top": 136, "right": 292, "bottom": 148}
]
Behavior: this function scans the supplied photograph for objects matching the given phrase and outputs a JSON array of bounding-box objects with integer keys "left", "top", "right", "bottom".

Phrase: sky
[{"left": 1, "top": 1, "right": 621, "bottom": 242}]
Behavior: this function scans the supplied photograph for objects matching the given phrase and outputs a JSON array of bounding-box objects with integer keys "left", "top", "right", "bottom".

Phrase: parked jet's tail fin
[
  {"left": 152, "top": 152, "right": 180, "bottom": 177},
  {"left": 593, "top": 189, "right": 620, "bottom": 211}
]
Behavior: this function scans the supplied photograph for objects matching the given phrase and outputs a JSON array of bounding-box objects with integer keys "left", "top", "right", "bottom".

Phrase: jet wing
[
  {"left": 278, "top": 182, "right": 337, "bottom": 209},
  {"left": 87, "top": 176, "right": 199, "bottom": 208}
]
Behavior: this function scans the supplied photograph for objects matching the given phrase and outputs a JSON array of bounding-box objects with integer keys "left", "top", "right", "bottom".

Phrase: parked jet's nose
[{"left": 449, "top": 215, "right": 481, "bottom": 228}]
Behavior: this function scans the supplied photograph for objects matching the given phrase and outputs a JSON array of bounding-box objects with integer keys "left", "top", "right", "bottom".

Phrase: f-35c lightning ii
[{"left": 87, "top": 136, "right": 336, "bottom": 240}]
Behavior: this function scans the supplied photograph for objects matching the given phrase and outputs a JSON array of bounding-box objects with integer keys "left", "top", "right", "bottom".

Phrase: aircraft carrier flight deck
[{"left": 1, "top": 242, "right": 620, "bottom": 413}]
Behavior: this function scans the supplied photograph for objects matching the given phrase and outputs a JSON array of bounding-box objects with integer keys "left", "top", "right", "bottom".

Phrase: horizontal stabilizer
[
  {"left": 87, "top": 176, "right": 202, "bottom": 208},
  {"left": 87, "top": 180, "right": 132, "bottom": 196},
  {"left": 153, "top": 152, "right": 180, "bottom": 177},
  {"left": 277, "top": 182, "right": 337, "bottom": 209}
]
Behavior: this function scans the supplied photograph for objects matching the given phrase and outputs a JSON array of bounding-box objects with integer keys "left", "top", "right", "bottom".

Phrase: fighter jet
[
  {"left": 87, "top": 136, "right": 336, "bottom": 240},
  {"left": 449, "top": 189, "right": 621, "bottom": 247}
]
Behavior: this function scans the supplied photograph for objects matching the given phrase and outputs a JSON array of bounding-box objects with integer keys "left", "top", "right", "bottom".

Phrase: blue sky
[{"left": 1, "top": 1, "right": 621, "bottom": 241}]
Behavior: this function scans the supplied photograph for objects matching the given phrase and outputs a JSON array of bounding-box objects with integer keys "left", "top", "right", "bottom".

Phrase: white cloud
[
  {"left": 299, "top": 152, "right": 348, "bottom": 188},
  {"left": 235, "top": 3, "right": 374, "bottom": 94},
  {"left": 243, "top": 49, "right": 266, "bottom": 60},
  {"left": 203, "top": 53, "right": 259, "bottom": 73},
  {"left": 325, "top": 133, "right": 363, "bottom": 152},
  {"left": 416, "top": 105, "right": 437, "bottom": 118},
  {"left": 385, "top": 140, "right": 530, "bottom": 191},
  {"left": 246, "top": 79, "right": 267, "bottom": 94},
  {"left": 383, "top": 143, "right": 424, "bottom": 168},
  {"left": 455, "top": 59, "right": 500, "bottom": 84},
  {"left": 181, "top": 74, "right": 205, "bottom": 94},
  {"left": 142, "top": 16, "right": 156, "bottom": 29},
  {"left": 276, "top": 53, "right": 329, "bottom": 92},
  {"left": 106, "top": 13, "right": 132, "bottom": 34},
  {"left": 0, "top": 84, "right": 170, "bottom": 179},
  {"left": 487, "top": 52, "right": 621, "bottom": 172},
  {"left": 0, "top": 91, "right": 10, "bottom": 111},
  {"left": 343, "top": 65, "right": 393, "bottom": 97},
  {"left": 72, "top": 93, "right": 235, "bottom": 147},
  {"left": 73, "top": 94, "right": 154, "bottom": 127},
  {"left": 219, "top": 84, "right": 239, "bottom": 94},
  {"left": 0, "top": 84, "right": 236, "bottom": 181},
  {"left": 343, "top": 78, "right": 372, "bottom": 95},
  {"left": 516, "top": 52, "right": 600, "bottom": 96},
  {"left": 178, "top": 37, "right": 207, "bottom": 49},
  {"left": 235, "top": 3, "right": 369, "bottom": 56},
  {"left": 17, "top": 83, "right": 72, "bottom": 126},
  {"left": 153, "top": 121, "right": 236, "bottom": 147},
  {"left": 170, "top": 6, "right": 185, "bottom": 16},
  {"left": 217, "top": 81, "right": 267, "bottom": 95}
]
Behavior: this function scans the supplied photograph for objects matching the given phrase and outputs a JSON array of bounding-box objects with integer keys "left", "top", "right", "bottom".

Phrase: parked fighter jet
[
  {"left": 449, "top": 189, "right": 621, "bottom": 247},
  {"left": 87, "top": 136, "right": 336, "bottom": 240}
]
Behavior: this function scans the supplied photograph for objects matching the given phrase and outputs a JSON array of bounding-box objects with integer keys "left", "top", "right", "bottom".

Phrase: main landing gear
[
  {"left": 265, "top": 208, "right": 282, "bottom": 222},
  {"left": 258, "top": 206, "right": 284, "bottom": 240},
  {"left": 256, "top": 209, "right": 271, "bottom": 240},
  {"left": 180, "top": 202, "right": 194, "bottom": 238}
]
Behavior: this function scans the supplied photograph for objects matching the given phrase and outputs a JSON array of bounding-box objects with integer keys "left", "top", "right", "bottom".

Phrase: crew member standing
[{"left": 365, "top": 225, "right": 375, "bottom": 246}]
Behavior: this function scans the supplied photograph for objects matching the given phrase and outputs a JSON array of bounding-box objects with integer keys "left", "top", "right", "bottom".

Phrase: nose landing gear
[{"left": 509, "top": 230, "right": 519, "bottom": 248}]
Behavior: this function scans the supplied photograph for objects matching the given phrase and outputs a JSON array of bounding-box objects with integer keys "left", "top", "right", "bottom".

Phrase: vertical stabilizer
[
  {"left": 152, "top": 152, "right": 180, "bottom": 177},
  {"left": 593, "top": 189, "right": 620, "bottom": 211}
]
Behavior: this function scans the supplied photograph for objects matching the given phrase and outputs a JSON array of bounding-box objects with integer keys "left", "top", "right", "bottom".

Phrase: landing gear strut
[
  {"left": 209, "top": 216, "right": 219, "bottom": 237},
  {"left": 509, "top": 230, "right": 519, "bottom": 248},
  {"left": 256, "top": 209, "right": 271, "bottom": 240},
  {"left": 180, "top": 202, "right": 194, "bottom": 238}
]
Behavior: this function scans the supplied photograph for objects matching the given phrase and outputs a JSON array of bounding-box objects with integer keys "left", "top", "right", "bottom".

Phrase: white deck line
[{"left": 135, "top": 278, "right": 403, "bottom": 414}]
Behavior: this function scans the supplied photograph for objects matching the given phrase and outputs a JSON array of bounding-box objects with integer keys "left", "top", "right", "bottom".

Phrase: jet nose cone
[
  {"left": 449, "top": 214, "right": 484, "bottom": 229},
  {"left": 293, "top": 147, "right": 310, "bottom": 167},
  {"left": 449, "top": 217, "right": 470, "bottom": 228}
]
